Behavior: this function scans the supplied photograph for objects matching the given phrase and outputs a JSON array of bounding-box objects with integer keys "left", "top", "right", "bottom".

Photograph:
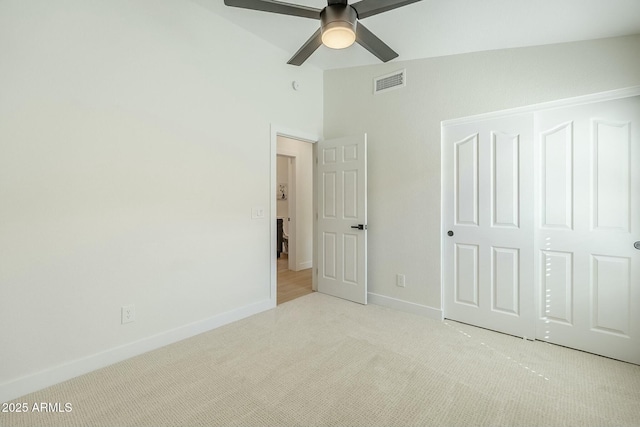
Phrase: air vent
[{"left": 374, "top": 69, "right": 406, "bottom": 94}]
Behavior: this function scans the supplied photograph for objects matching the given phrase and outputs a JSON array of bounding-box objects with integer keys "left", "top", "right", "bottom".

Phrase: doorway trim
[{"left": 270, "top": 125, "right": 319, "bottom": 305}]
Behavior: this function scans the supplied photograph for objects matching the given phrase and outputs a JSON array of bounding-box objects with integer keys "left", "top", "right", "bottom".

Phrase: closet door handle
[
  {"left": 351, "top": 224, "right": 367, "bottom": 230},
  {"left": 634, "top": 241, "right": 640, "bottom": 250}
]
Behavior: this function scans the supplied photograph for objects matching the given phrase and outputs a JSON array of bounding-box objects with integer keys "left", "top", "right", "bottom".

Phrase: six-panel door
[{"left": 317, "top": 134, "right": 368, "bottom": 304}]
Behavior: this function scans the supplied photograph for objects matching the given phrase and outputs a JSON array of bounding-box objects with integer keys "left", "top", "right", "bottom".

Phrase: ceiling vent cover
[{"left": 374, "top": 69, "right": 406, "bottom": 94}]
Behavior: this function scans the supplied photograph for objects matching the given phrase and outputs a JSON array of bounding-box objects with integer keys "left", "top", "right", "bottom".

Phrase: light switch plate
[{"left": 251, "top": 207, "right": 266, "bottom": 219}]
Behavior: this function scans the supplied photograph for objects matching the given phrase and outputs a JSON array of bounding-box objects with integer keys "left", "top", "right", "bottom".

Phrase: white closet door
[
  {"left": 535, "top": 96, "right": 640, "bottom": 364},
  {"left": 443, "top": 114, "right": 535, "bottom": 338}
]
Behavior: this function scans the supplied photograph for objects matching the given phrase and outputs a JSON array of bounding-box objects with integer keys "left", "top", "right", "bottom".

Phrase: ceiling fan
[{"left": 223, "top": 0, "right": 423, "bottom": 65}]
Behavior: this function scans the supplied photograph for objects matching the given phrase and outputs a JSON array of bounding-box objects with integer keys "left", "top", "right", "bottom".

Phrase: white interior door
[
  {"left": 534, "top": 96, "right": 640, "bottom": 364},
  {"left": 317, "top": 134, "right": 367, "bottom": 304},
  {"left": 443, "top": 114, "right": 535, "bottom": 338}
]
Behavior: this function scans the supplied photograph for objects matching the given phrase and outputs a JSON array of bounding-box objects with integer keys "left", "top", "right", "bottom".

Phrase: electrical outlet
[
  {"left": 396, "top": 274, "right": 406, "bottom": 288},
  {"left": 121, "top": 305, "right": 136, "bottom": 324}
]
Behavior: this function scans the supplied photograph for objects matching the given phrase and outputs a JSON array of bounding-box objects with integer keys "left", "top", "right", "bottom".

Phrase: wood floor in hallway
[{"left": 277, "top": 254, "right": 313, "bottom": 305}]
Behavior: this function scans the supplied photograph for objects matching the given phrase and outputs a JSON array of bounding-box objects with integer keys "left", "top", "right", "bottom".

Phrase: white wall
[
  {"left": 0, "top": 0, "right": 322, "bottom": 401},
  {"left": 277, "top": 136, "right": 313, "bottom": 270},
  {"left": 324, "top": 35, "right": 640, "bottom": 314}
]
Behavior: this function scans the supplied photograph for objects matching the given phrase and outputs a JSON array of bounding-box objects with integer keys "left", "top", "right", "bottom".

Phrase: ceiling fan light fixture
[
  {"left": 320, "top": 5, "right": 357, "bottom": 50},
  {"left": 321, "top": 23, "right": 356, "bottom": 49}
]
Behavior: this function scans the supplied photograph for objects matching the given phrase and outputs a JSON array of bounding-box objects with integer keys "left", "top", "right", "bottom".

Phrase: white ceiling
[{"left": 197, "top": 0, "right": 640, "bottom": 70}]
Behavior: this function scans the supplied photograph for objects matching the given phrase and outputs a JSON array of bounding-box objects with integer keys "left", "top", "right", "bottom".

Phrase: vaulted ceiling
[{"left": 199, "top": 0, "right": 640, "bottom": 70}]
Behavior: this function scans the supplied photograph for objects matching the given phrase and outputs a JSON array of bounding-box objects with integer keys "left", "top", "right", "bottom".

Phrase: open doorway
[
  {"left": 275, "top": 134, "right": 315, "bottom": 305},
  {"left": 270, "top": 127, "right": 369, "bottom": 306}
]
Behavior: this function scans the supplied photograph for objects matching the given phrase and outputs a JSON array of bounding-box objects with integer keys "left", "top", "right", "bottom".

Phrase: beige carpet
[{"left": 2, "top": 292, "right": 640, "bottom": 427}]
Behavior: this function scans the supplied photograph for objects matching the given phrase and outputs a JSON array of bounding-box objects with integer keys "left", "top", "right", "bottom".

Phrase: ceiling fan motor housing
[{"left": 320, "top": 5, "right": 358, "bottom": 49}]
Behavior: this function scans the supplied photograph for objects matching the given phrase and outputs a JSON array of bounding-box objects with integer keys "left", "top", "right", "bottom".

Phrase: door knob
[
  {"left": 447, "top": 230, "right": 454, "bottom": 236},
  {"left": 351, "top": 224, "right": 367, "bottom": 230},
  {"left": 635, "top": 241, "right": 640, "bottom": 250}
]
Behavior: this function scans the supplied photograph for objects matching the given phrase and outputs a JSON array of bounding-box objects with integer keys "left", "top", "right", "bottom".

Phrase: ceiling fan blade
[
  {"left": 224, "top": 0, "right": 321, "bottom": 19},
  {"left": 355, "top": 22, "right": 398, "bottom": 62},
  {"left": 350, "top": 0, "right": 422, "bottom": 19},
  {"left": 287, "top": 28, "right": 323, "bottom": 66}
]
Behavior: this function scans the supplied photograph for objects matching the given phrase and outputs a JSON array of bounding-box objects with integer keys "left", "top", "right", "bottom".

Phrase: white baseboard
[
  {"left": 0, "top": 298, "right": 275, "bottom": 403},
  {"left": 297, "top": 261, "right": 312, "bottom": 270},
  {"left": 368, "top": 292, "right": 443, "bottom": 321}
]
